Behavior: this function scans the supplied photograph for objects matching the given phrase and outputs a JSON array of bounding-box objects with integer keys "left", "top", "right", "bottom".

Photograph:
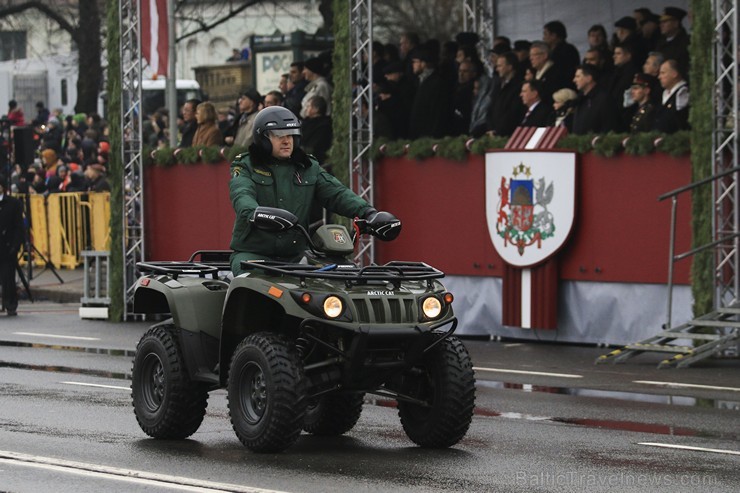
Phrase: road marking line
[
  {"left": 12, "top": 332, "right": 100, "bottom": 341},
  {"left": 0, "top": 458, "right": 220, "bottom": 492},
  {"left": 0, "top": 450, "right": 290, "bottom": 493},
  {"left": 473, "top": 367, "right": 583, "bottom": 378},
  {"left": 62, "top": 381, "right": 130, "bottom": 391},
  {"left": 634, "top": 380, "right": 740, "bottom": 393},
  {"left": 639, "top": 442, "right": 740, "bottom": 456}
]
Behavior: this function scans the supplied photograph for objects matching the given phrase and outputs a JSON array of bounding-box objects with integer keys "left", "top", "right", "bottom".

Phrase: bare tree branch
[
  {"left": 0, "top": 1, "right": 78, "bottom": 41},
  {"left": 176, "top": 0, "right": 264, "bottom": 42}
]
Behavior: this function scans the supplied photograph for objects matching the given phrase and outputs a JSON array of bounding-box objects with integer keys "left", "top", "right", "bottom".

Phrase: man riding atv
[
  {"left": 229, "top": 106, "right": 400, "bottom": 273},
  {"left": 131, "top": 106, "right": 475, "bottom": 453}
]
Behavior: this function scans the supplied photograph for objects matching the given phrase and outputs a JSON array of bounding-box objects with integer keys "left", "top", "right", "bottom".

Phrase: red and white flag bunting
[{"left": 141, "top": 0, "right": 169, "bottom": 77}]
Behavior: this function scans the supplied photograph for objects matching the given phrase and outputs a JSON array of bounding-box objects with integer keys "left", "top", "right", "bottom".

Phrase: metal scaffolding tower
[
  {"left": 349, "top": 0, "right": 374, "bottom": 266},
  {"left": 119, "top": 0, "right": 145, "bottom": 320},
  {"left": 713, "top": 0, "right": 740, "bottom": 309},
  {"left": 463, "top": 0, "right": 495, "bottom": 59}
]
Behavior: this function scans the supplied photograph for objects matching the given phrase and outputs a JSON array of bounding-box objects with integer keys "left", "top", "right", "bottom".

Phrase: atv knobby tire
[
  {"left": 227, "top": 332, "right": 307, "bottom": 452},
  {"left": 131, "top": 325, "right": 209, "bottom": 439},
  {"left": 398, "top": 336, "right": 475, "bottom": 448},
  {"left": 303, "top": 392, "right": 364, "bottom": 436}
]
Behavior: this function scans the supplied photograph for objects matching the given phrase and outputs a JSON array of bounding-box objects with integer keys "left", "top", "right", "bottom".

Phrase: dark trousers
[{"left": 0, "top": 256, "right": 18, "bottom": 312}]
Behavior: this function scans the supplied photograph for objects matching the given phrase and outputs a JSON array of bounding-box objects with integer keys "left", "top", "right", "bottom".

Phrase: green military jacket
[{"left": 229, "top": 150, "right": 371, "bottom": 271}]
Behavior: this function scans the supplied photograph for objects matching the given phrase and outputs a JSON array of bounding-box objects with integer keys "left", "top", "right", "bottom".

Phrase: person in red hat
[{"left": 628, "top": 72, "right": 657, "bottom": 132}]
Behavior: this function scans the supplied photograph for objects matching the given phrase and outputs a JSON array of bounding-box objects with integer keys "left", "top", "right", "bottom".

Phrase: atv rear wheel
[
  {"left": 398, "top": 336, "right": 475, "bottom": 448},
  {"left": 131, "top": 325, "right": 209, "bottom": 439},
  {"left": 227, "top": 332, "right": 307, "bottom": 452},
  {"left": 303, "top": 392, "right": 364, "bottom": 436}
]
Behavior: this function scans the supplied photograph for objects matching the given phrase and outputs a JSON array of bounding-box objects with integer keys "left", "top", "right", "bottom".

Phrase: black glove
[{"left": 364, "top": 209, "right": 401, "bottom": 241}]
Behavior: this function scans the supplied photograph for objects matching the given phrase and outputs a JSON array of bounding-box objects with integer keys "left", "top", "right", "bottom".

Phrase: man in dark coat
[
  {"left": 606, "top": 42, "right": 640, "bottom": 124},
  {"left": 571, "top": 64, "right": 619, "bottom": 134},
  {"left": 654, "top": 59, "right": 690, "bottom": 133},
  {"left": 179, "top": 98, "right": 201, "bottom": 148},
  {"left": 451, "top": 59, "right": 478, "bottom": 135},
  {"left": 486, "top": 52, "right": 525, "bottom": 136},
  {"left": 519, "top": 80, "right": 552, "bottom": 127},
  {"left": 655, "top": 7, "right": 690, "bottom": 78},
  {"left": 529, "top": 41, "right": 571, "bottom": 104},
  {"left": 284, "top": 61, "right": 308, "bottom": 117},
  {"left": 408, "top": 47, "right": 451, "bottom": 139},
  {"left": 378, "top": 61, "right": 415, "bottom": 139},
  {"left": 543, "top": 20, "right": 580, "bottom": 84},
  {"left": 301, "top": 95, "right": 332, "bottom": 164},
  {"left": 0, "top": 174, "right": 25, "bottom": 316}
]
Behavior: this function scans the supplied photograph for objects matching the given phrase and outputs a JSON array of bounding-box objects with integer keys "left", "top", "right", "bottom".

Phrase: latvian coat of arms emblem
[{"left": 486, "top": 151, "right": 576, "bottom": 268}]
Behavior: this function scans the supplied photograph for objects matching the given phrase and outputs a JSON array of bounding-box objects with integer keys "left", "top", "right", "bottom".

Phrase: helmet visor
[{"left": 266, "top": 128, "right": 301, "bottom": 138}]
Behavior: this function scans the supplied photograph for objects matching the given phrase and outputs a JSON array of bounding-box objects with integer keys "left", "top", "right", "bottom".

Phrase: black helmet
[{"left": 252, "top": 106, "right": 301, "bottom": 154}]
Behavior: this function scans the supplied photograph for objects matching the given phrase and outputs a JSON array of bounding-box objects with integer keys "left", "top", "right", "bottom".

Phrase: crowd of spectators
[
  {"left": 154, "top": 51, "right": 336, "bottom": 167},
  {"left": 365, "top": 5, "right": 691, "bottom": 141},
  {"left": 186, "top": 5, "right": 691, "bottom": 155},
  {"left": 2, "top": 100, "right": 111, "bottom": 195}
]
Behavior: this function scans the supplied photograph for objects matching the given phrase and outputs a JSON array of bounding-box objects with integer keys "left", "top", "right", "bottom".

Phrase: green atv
[{"left": 131, "top": 207, "right": 476, "bottom": 453}]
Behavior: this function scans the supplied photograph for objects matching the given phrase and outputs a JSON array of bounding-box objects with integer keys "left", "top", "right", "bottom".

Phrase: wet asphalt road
[{"left": 0, "top": 303, "right": 738, "bottom": 492}]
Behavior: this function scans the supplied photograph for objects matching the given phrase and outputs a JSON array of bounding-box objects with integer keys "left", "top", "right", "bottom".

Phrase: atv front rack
[
  {"left": 137, "top": 251, "right": 233, "bottom": 280},
  {"left": 241, "top": 260, "right": 445, "bottom": 288},
  {"left": 137, "top": 261, "right": 223, "bottom": 280}
]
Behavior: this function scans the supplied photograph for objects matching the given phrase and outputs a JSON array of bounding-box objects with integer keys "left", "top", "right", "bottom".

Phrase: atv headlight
[
  {"left": 422, "top": 296, "right": 442, "bottom": 319},
  {"left": 323, "top": 296, "right": 343, "bottom": 318}
]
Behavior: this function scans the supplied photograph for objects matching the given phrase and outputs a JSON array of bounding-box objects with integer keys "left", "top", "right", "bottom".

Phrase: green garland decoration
[
  {"left": 689, "top": 0, "right": 713, "bottom": 317},
  {"left": 198, "top": 145, "right": 222, "bottom": 164},
  {"left": 406, "top": 137, "right": 437, "bottom": 160},
  {"left": 151, "top": 147, "right": 176, "bottom": 167},
  {"left": 469, "top": 134, "right": 508, "bottom": 154},
  {"left": 381, "top": 139, "right": 411, "bottom": 158},
  {"left": 623, "top": 132, "right": 659, "bottom": 155},
  {"left": 176, "top": 147, "right": 200, "bottom": 165},
  {"left": 105, "top": 0, "right": 123, "bottom": 321},
  {"left": 556, "top": 134, "right": 597, "bottom": 154},
  {"left": 656, "top": 132, "right": 692, "bottom": 157},
  {"left": 328, "top": 0, "right": 350, "bottom": 186},
  {"left": 435, "top": 135, "right": 469, "bottom": 161},
  {"left": 591, "top": 132, "right": 625, "bottom": 158},
  {"left": 149, "top": 130, "right": 692, "bottom": 168}
]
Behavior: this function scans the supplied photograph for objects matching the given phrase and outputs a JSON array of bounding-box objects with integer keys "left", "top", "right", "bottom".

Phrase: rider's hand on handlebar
[{"left": 356, "top": 208, "right": 402, "bottom": 241}]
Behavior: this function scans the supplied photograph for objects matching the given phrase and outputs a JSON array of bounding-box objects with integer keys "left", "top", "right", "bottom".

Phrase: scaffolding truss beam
[
  {"left": 120, "top": 0, "right": 145, "bottom": 320},
  {"left": 349, "top": 0, "right": 374, "bottom": 266},
  {"left": 713, "top": 0, "right": 740, "bottom": 309}
]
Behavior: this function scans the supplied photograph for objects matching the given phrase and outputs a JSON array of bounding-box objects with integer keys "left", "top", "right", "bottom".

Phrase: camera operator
[{"left": 0, "top": 173, "right": 25, "bottom": 316}]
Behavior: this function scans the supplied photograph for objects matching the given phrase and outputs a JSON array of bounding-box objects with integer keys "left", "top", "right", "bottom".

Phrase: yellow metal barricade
[
  {"left": 47, "top": 193, "right": 86, "bottom": 269},
  {"left": 88, "top": 192, "right": 111, "bottom": 251},
  {"left": 17, "top": 192, "right": 111, "bottom": 269},
  {"left": 18, "top": 194, "right": 51, "bottom": 268}
]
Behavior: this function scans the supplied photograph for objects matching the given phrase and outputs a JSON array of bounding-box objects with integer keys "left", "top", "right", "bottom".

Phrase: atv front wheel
[
  {"left": 131, "top": 325, "right": 209, "bottom": 439},
  {"left": 303, "top": 392, "right": 364, "bottom": 436},
  {"left": 227, "top": 332, "right": 307, "bottom": 452},
  {"left": 398, "top": 336, "right": 475, "bottom": 448}
]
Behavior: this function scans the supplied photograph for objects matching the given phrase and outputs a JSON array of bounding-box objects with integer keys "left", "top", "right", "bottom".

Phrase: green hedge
[{"left": 150, "top": 130, "right": 690, "bottom": 168}]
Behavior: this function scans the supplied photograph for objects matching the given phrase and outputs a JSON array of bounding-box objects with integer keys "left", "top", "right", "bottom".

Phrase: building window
[
  {"left": 0, "top": 31, "right": 27, "bottom": 61},
  {"left": 61, "top": 79, "right": 68, "bottom": 106}
]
